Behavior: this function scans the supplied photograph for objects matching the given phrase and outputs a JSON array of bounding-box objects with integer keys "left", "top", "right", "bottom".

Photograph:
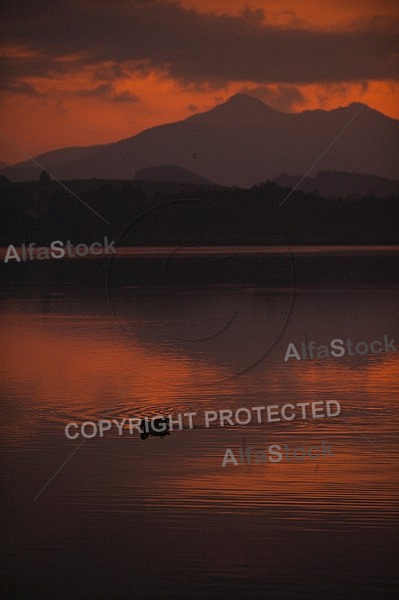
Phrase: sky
[{"left": 0, "top": 0, "right": 398, "bottom": 164}]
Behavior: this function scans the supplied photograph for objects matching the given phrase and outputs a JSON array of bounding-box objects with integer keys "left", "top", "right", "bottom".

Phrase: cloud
[
  {"left": 0, "top": 0, "right": 398, "bottom": 94},
  {"left": 74, "top": 83, "right": 140, "bottom": 102},
  {"left": 92, "top": 64, "right": 128, "bottom": 81},
  {"left": 0, "top": 80, "right": 41, "bottom": 95},
  {"left": 112, "top": 90, "right": 139, "bottom": 102},
  {"left": 74, "top": 83, "right": 113, "bottom": 97}
]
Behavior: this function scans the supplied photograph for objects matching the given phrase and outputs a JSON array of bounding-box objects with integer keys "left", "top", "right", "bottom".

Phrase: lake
[{"left": 1, "top": 247, "right": 398, "bottom": 599}]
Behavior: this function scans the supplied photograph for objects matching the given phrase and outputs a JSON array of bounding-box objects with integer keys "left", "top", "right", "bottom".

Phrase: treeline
[{"left": 0, "top": 176, "right": 398, "bottom": 246}]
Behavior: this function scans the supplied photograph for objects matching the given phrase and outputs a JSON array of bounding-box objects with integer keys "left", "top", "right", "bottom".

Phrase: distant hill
[
  {"left": 275, "top": 171, "right": 399, "bottom": 198},
  {"left": 0, "top": 145, "right": 104, "bottom": 183},
  {"left": 135, "top": 164, "right": 215, "bottom": 185},
  {"left": 0, "top": 161, "right": 9, "bottom": 169},
  {"left": 1, "top": 94, "right": 398, "bottom": 187}
]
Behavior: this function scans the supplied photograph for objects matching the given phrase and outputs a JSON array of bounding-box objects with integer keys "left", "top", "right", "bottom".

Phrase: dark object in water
[{"left": 140, "top": 417, "right": 170, "bottom": 440}]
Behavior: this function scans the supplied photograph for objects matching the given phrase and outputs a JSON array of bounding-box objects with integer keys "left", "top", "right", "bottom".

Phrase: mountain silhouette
[{"left": 1, "top": 94, "right": 398, "bottom": 186}]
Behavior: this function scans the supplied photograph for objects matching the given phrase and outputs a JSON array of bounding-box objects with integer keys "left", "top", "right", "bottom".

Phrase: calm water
[{"left": 1, "top": 248, "right": 399, "bottom": 599}]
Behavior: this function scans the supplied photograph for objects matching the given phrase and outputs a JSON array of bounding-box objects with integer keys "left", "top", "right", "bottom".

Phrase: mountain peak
[
  {"left": 186, "top": 92, "right": 276, "bottom": 127},
  {"left": 339, "top": 102, "right": 369, "bottom": 114},
  {"left": 329, "top": 101, "right": 396, "bottom": 122},
  {"left": 226, "top": 93, "right": 266, "bottom": 106},
  {"left": 336, "top": 102, "right": 382, "bottom": 116},
  {"left": 222, "top": 93, "right": 276, "bottom": 112}
]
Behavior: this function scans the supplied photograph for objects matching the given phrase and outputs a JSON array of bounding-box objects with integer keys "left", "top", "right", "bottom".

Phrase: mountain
[
  {"left": 0, "top": 144, "right": 104, "bottom": 183},
  {"left": 135, "top": 164, "right": 215, "bottom": 185},
  {"left": 275, "top": 171, "right": 399, "bottom": 198},
  {"left": 1, "top": 94, "right": 398, "bottom": 186},
  {"left": 0, "top": 161, "right": 9, "bottom": 169}
]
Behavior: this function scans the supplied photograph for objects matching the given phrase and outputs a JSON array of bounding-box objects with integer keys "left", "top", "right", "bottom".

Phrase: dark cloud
[
  {"left": 0, "top": 80, "right": 41, "bottom": 95},
  {"left": 74, "top": 83, "right": 114, "bottom": 97},
  {"left": 1, "top": 0, "right": 398, "bottom": 93},
  {"left": 93, "top": 64, "right": 128, "bottom": 81},
  {"left": 112, "top": 90, "right": 139, "bottom": 102},
  {"left": 74, "top": 83, "right": 140, "bottom": 102}
]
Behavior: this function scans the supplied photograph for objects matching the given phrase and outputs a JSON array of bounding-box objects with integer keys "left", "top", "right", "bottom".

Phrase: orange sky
[
  {"left": 0, "top": 0, "right": 398, "bottom": 165},
  {"left": 182, "top": 0, "right": 399, "bottom": 28}
]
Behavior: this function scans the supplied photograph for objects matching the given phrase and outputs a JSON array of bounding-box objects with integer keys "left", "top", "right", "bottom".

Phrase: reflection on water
[{"left": 1, "top": 251, "right": 398, "bottom": 599}]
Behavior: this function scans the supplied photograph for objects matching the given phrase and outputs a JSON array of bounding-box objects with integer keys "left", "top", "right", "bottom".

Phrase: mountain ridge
[{"left": 1, "top": 94, "right": 398, "bottom": 185}]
